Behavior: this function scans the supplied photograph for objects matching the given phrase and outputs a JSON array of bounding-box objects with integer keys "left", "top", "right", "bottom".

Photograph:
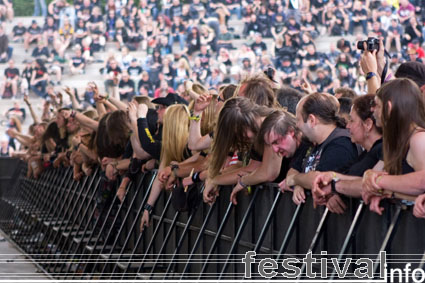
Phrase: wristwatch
[
  {"left": 331, "top": 172, "right": 340, "bottom": 194},
  {"left": 143, "top": 203, "right": 153, "bottom": 214}
]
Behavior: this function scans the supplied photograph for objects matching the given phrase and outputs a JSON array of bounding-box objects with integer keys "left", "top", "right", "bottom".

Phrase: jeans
[
  {"left": 229, "top": 6, "right": 242, "bottom": 19},
  {"left": 30, "top": 80, "right": 47, "bottom": 98},
  {"left": 33, "top": 0, "right": 47, "bottom": 17},
  {"left": 0, "top": 47, "right": 13, "bottom": 63},
  {"left": 169, "top": 34, "right": 186, "bottom": 51}
]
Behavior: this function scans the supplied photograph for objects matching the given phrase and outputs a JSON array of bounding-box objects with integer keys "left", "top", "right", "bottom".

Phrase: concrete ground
[{"left": 0, "top": 230, "right": 49, "bottom": 280}]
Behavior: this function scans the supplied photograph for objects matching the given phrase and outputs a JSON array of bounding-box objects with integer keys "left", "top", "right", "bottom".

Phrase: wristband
[
  {"left": 143, "top": 203, "right": 153, "bottom": 214},
  {"left": 366, "top": 72, "right": 376, "bottom": 81},
  {"left": 238, "top": 175, "right": 248, "bottom": 189},
  {"left": 189, "top": 115, "right": 201, "bottom": 121}
]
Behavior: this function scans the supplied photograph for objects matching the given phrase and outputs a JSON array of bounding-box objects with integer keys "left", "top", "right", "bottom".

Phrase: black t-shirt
[
  {"left": 4, "top": 68, "right": 19, "bottom": 79},
  {"left": 32, "top": 46, "right": 50, "bottom": 58},
  {"left": 137, "top": 114, "right": 162, "bottom": 160},
  {"left": 302, "top": 18, "right": 318, "bottom": 32},
  {"left": 292, "top": 128, "right": 358, "bottom": 173},
  {"left": 276, "top": 140, "right": 313, "bottom": 182},
  {"left": 28, "top": 25, "right": 42, "bottom": 35},
  {"left": 314, "top": 76, "right": 332, "bottom": 91},
  {"left": 169, "top": 4, "right": 183, "bottom": 18},
  {"left": 405, "top": 24, "right": 422, "bottom": 42},
  {"left": 71, "top": 56, "right": 85, "bottom": 67},
  {"left": 344, "top": 139, "right": 383, "bottom": 176},
  {"left": 90, "top": 15, "right": 103, "bottom": 24},
  {"left": 22, "top": 67, "right": 33, "bottom": 83},
  {"left": 198, "top": 53, "right": 211, "bottom": 67},
  {"left": 279, "top": 64, "right": 297, "bottom": 75},
  {"left": 251, "top": 42, "right": 267, "bottom": 56},
  {"left": 128, "top": 66, "right": 143, "bottom": 77},
  {"left": 44, "top": 23, "right": 57, "bottom": 33},
  {"left": 285, "top": 21, "right": 301, "bottom": 32},
  {"left": 13, "top": 26, "right": 26, "bottom": 36},
  {"left": 107, "top": 66, "right": 122, "bottom": 76},
  {"left": 119, "top": 79, "right": 135, "bottom": 90},
  {"left": 352, "top": 8, "right": 367, "bottom": 19},
  {"left": 34, "top": 66, "right": 47, "bottom": 79},
  {"left": 273, "top": 20, "right": 286, "bottom": 34},
  {"left": 305, "top": 52, "right": 319, "bottom": 61},
  {"left": 138, "top": 79, "right": 153, "bottom": 92}
]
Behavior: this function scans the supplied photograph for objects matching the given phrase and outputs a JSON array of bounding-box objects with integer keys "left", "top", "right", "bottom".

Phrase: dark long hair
[
  {"left": 95, "top": 110, "right": 131, "bottom": 159},
  {"left": 300, "top": 92, "right": 346, "bottom": 128},
  {"left": 257, "top": 109, "right": 299, "bottom": 152},
  {"left": 352, "top": 94, "right": 382, "bottom": 134},
  {"left": 209, "top": 97, "right": 273, "bottom": 178},
  {"left": 377, "top": 78, "right": 425, "bottom": 174}
]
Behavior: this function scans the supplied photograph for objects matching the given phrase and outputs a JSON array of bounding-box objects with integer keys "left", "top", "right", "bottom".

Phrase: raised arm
[{"left": 23, "top": 95, "right": 41, "bottom": 124}]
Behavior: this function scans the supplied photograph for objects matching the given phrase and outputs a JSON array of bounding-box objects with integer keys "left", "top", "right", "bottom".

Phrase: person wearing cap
[
  {"left": 278, "top": 56, "right": 297, "bottom": 84},
  {"left": 136, "top": 92, "right": 188, "bottom": 161},
  {"left": 395, "top": 62, "right": 425, "bottom": 95},
  {"left": 24, "top": 20, "right": 42, "bottom": 52}
]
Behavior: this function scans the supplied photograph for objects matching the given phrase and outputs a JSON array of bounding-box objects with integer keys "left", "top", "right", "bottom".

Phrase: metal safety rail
[{"left": 0, "top": 158, "right": 424, "bottom": 280}]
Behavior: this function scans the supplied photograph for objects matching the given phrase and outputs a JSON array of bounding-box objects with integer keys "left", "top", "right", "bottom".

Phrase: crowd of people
[
  {"left": 1, "top": 0, "right": 425, "bottom": 239},
  {"left": 0, "top": 0, "right": 425, "bottom": 100}
]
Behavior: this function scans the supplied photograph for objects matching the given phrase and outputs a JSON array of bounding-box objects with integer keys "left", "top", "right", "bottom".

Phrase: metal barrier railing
[{"left": 0, "top": 158, "right": 424, "bottom": 280}]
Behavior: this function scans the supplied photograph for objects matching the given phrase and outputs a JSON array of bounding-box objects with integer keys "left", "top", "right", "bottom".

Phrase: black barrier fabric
[{"left": 0, "top": 159, "right": 424, "bottom": 281}]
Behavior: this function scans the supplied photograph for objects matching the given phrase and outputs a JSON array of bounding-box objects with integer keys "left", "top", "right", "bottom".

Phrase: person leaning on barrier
[
  {"left": 229, "top": 109, "right": 312, "bottom": 205},
  {"left": 312, "top": 95, "right": 383, "bottom": 213},
  {"left": 203, "top": 97, "right": 274, "bottom": 206},
  {"left": 140, "top": 103, "right": 209, "bottom": 231},
  {"left": 279, "top": 92, "right": 359, "bottom": 206},
  {"left": 359, "top": 78, "right": 425, "bottom": 215}
]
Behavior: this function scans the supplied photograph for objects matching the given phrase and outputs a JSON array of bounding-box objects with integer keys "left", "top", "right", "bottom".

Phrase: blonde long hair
[{"left": 160, "top": 104, "right": 190, "bottom": 166}]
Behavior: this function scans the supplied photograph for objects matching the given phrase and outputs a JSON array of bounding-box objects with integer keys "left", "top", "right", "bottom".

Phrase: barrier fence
[{"left": 0, "top": 157, "right": 424, "bottom": 281}]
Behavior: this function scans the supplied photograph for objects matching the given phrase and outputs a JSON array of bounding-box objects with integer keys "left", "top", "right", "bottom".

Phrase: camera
[{"left": 357, "top": 37, "right": 380, "bottom": 51}]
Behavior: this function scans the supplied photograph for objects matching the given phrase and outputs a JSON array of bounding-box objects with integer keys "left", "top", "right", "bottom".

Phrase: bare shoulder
[{"left": 410, "top": 129, "right": 425, "bottom": 151}]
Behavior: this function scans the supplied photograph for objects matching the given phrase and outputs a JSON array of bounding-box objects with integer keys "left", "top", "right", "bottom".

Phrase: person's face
[
  {"left": 56, "top": 112, "right": 66, "bottom": 128},
  {"left": 35, "top": 124, "right": 45, "bottom": 137},
  {"left": 8, "top": 60, "right": 14, "bottom": 68},
  {"left": 157, "top": 104, "right": 167, "bottom": 123},
  {"left": 347, "top": 108, "right": 367, "bottom": 145},
  {"left": 295, "top": 102, "right": 313, "bottom": 141},
  {"left": 266, "top": 130, "right": 298, "bottom": 158},
  {"left": 307, "top": 45, "right": 315, "bottom": 54},
  {"left": 373, "top": 96, "right": 383, "bottom": 127},
  {"left": 66, "top": 118, "right": 80, "bottom": 134}
]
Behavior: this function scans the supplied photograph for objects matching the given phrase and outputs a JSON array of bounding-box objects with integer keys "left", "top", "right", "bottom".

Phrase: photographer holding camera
[{"left": 358, "top": 38, "right": 389, "bottom": 94}]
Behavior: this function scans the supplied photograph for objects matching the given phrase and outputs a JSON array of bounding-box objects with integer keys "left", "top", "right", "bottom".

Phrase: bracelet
[
  {"left": 376, "top": 175, "right": 383, "bottom": 186},
  {"left": 238, "top": 175, "right": 248, "bottom": 189},
  {"left": 143, "top": 203, "right": 153, "bottom": 214},
  {"left": 189, "top": 115, "right": 201, "bottom": 121},
  {"left": 366, "top": 72, "right": 376, "bottom": 81}
]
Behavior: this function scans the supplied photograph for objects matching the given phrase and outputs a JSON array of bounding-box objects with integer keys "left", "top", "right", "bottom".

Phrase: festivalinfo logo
[{"left": 242, "top": 251, "right": 425, "bottom": 282}]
